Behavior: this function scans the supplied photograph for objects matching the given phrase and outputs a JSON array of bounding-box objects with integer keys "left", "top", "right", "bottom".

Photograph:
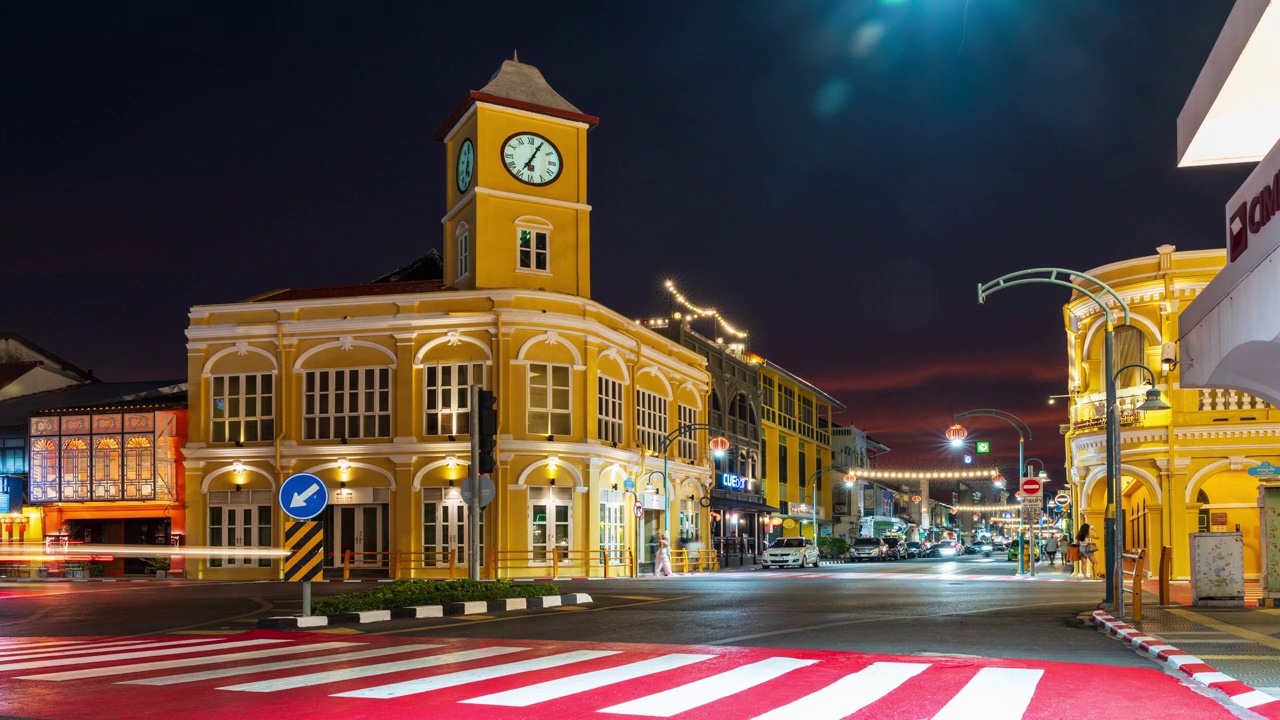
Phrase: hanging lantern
[
  {"left": 973, "top": 513, "right": 980, "bottom": 520},
  {"left": 843, "top": 472, "right": 857, "bottom": 485},
  {"left": 991, "top": 472, "right": 1005, "bottom": 485},
  {"left": 945, "top": 423, "right": 968, "bottom": 443},
  {"left": 911, "top": 495, "right": 922, "bottom": 503},
  {"left": 708, "top": 436, "right": 731, "bottom": 458}
]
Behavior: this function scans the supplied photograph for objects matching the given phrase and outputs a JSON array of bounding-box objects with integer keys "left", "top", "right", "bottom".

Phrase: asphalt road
[{"left": 0, "top": 556, "right": 1141, "bottom": 668}]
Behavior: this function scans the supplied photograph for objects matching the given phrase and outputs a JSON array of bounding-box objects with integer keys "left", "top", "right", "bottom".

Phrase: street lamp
[
  {"left": 950, "top": 408, "right": 1033, "bottom": 574},
  {"left": 641, "top": 423, "right": 727, "bottom": 536},
  {"left": 979, "top": 267, "right": 1131, "bottom": 610},
  {"left": 798, "top": 465, "right": 857, "bottom": 543}
]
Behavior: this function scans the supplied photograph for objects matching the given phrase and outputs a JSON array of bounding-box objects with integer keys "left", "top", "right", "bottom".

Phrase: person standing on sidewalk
[
  {"left": 1076, "top": 523, "right": 1099, "bottom": 579},
  {"left": 1045, "top": 535, "right": 1060, "bottom": 565},
  {"left": 654, "top": 530, "right": 673, "bottom": 577}
]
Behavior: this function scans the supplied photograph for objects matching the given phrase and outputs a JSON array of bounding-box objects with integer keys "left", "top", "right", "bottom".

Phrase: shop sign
[
  {"left": 1211, "top": 511, "right": 1228, "bottom": 526},
  {"left": 0, "top": 493, "right": 10, "bottom": 514},
  {"left": 1227, "top": 152, "right": 1280, "bottom": 262},
  {"left": 789, "top": 502, "right": 814, "bottom": 515},
  {"left": 718, "top": 473, "right": 748, "bottom": 491},
  {"left": 1248, "top": 462, "right": 1279, "bottom": 478}
]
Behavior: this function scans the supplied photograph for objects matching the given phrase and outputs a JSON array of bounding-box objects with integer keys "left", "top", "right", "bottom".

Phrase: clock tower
[{"left": 436, "top": 57, "right": 599, "bottom": 298}]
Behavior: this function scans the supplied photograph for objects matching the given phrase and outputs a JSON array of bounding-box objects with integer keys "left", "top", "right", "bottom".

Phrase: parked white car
[{"left": 762, "top": 537, "right": 820, "bottom": 569}]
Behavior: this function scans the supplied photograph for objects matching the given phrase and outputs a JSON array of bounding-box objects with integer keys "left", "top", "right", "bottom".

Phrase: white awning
[{"left": 1178, "top": 0, "right": 1280, "bottom": 166}]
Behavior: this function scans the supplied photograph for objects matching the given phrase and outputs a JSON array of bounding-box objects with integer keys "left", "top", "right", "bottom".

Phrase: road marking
[
  {"left": 1167, "top": 608, "right": 1280, "bottom": 651},
  {"left": 750, "top": 661, "right": 930, "bottom": 720},
  {"left": 554, "top": 606, "right": 589, "bottom": 612},
  {"left": 334, "top": 650, "right": 619, "bottom": 699},
  {"left": 0, "top": 639, "right": 159, "bottom": 660},
  {"left": 598, "top": 595, "right": 664, "bottom": 601},
  {"left": 123, "top": 644, "right": 443, "bottom": 686},
  {"left": 599, "top": 657, "right": 817, "bottom": 717},
  {"left": 933, "top": 667, "right": 1043, "bottom": 720},
  {"left": 221, "top": 646, "right": 528, "bottom": 693},
  {"left": 368, "top": 595, "right": 689, "bottom": 636},
  {"left": 20, "top": 641, "right": 364, "bottom": 681},
  {"left": 0, "top": 639, "right": 96, "bottom": 650},
  {"left": 0, "top": 638, "right": 288, "bottom": 672},
  {"left": 461, "top": 653, "right": 714, "bottom": 707}
]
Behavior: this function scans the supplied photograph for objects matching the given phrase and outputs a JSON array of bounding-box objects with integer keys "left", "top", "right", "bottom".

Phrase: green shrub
[{"left": 310, "top": 578, "right": 561, "bottom": 616}]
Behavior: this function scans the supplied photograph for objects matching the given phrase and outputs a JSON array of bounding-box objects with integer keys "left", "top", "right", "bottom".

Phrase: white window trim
[
  {"left": 457, "top": 229, "right": 470, "bottom": 280},
  {"left": 636, "top": 389, "right": 669, "bottom": 452},
  {"left": 515, "top": 218, "right": 552, "bottom": 274},
  {"left": 210, "top": 372, "right": 276, "bottom": 444},
  {"left": 529, "top": 486, "right": 573, "bottom": 566},
  {"left": 208, "top": 503, "right": 274, "bottom": 568},
  {"left": 527, "top": 362, "right": 572, "bottom": 437},
  {"left": 423, "top": 362, "right": 485, "bottom": 437},
  {"left": 677, "top": 404, "right": 697, "bottom": 460},
  {"left": 598, "top": 374, "right": 625, "bottom": 444},
  {"left": 302, "top": 366, "right": 393, "bottom": 440}
]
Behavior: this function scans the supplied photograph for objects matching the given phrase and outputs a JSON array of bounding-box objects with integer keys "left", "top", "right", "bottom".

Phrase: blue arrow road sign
[{"left": 280, "top": 472, "right": 328, "bottom": 521}]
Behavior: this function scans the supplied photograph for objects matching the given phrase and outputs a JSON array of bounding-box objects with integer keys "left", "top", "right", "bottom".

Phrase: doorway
[
  {"left": 423, "top": 488, "right": 485, "bottom": 568},
  {"left": 330, "top": 504, "right": 387, "bottom": 568}
]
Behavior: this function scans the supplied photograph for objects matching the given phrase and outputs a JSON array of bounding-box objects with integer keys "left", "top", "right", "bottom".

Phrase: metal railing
[
  {"left": 342, "top": 550, "right": 477, "bottom": 580},
  {"left": 669, "top": 549, "right": 718, "bottom": 573},
  {"left": 492, "top": 549, "right": 636, "bottom": 580}
]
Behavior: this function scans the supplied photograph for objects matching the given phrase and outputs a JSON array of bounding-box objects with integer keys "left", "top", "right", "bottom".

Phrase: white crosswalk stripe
[
  {"left": 599, "top": 656, "right": 818, "bottom": 717},
  {"left": 121, "top": 644, "right": 445, "bottom": 686},
  {"left": 750, "top": 661, "right": 930, "bottom": 720},
  {"left": 19, "top": 641, "right": 365, "bottom": 681},
  {"left": 932, "top": 667, "right": 1044, "bottom": 720},
  {"left": 461, "top": 653, "right": 714, "bottom": 707},
  {"left": 221, "top": 646, "right": 530, "bottom": 693},
  {"left": 334, "top": 650, "right": 620, "bottom": 700},
  {"left": 0, "top": 640, "right": 97, "bottom": 650},
  {"left": 0, "top": 638, "right": 196, "bottom": 661},
  {"left": 0, "top": 638, "right": 287, "bottom": 672}
]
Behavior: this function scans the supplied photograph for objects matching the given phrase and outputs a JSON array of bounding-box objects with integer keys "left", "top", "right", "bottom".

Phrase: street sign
[
  {"left": 1248, "top": 461, "right": 1279, "bottom": 478},
  {"left": 280, "top": 473, "right": 328, "bottom": 521},
  {"left": 283, "top": 521, "right": 323, "bottom": 582},
  {"left": 633, "top": 501, "right": 643, "bottom": 518},
  {"left": 975, "top": 441, "right": 991, "bottom": 454},
  {"left": 963, "top": 454, "right": 973, "bottom": 465},
  {"left": 1020, "top": 477, "right": 1043, "bottom": 497},
  {"left": 623, "top": 477, "right": 636, "bottom": 492},
  {"left": 461, "top": 475, "right": 496, "bottom": 508},
  {"left": 1054, "top": 493, "right": 1070, "bottom": 507}
]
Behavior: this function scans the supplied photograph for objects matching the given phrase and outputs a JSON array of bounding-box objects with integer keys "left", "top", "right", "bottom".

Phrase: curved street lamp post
[
  {"left": 950, "top": 408, "right": 1034, "bottom": 575},
  {"left": 979, "top": 268, "right": 1131, "bottom": 611},
  {"left": 636, "top": 423, "right": 727, "bottom": 572}
]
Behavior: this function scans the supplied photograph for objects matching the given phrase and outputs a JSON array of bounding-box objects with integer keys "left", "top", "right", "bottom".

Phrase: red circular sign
[
  {"left": 633, "top": 501, "right": 643, "bottom": 518},
  {"left": 1020, "top": 477, "right": 1042, "bottom": 496}
]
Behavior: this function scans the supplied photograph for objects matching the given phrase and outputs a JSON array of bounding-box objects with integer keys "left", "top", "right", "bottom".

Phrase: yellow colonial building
[
  {"left": 1064, "top": 244, "right": 1280, "bottom": 580},
  {"left": 756, "top": 358, "right": 844, "bottom": 542},
  {"left": 182, "top": 58, "right": 714, "bottom": 579}
]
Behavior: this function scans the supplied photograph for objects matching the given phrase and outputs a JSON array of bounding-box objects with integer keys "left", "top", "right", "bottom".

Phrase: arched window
[
  {"left": 93, "top": 437, "right": 122, "bottom": 500},
  {"left": 1114, "top": 326, "right": 1148, "bottom": 388},
  {"left": 124, "top": 436, "right": 153, "bottom": 500},
  {"left": 30, "top": 439, "right": 58, "bottom": 502},
  {"left": 61, "top": 438, "right": 89, "bottom": 500},
  {"left": 456, "top": 222, "right": 470, "bottom": 279}
]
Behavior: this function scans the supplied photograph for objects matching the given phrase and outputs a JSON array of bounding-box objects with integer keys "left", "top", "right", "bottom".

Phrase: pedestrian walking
[
  {"left": 1045, "top": 535, "right": 1059, "bottom": 565},
  {"left": 654, "top": 530, "right": 673, "bottom": 577},
  {"left": 1075, "top": 523, "right": 1099, "bottom": 579}
]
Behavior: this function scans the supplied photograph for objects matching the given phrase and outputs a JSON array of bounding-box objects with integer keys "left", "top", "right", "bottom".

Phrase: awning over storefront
[{"left": 710, "top": 497, "right": 779, "bottom": 514}]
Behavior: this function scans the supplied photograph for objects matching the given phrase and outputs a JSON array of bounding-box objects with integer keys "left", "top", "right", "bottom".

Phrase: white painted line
[
  {"left": 1230, "top": 689, "right": 1280, "bottom": 709},
  {"left": 354, "top": 610, "right": 392, "bottom": 623},
  {"left": 122, "top": 645, "right": 443, "bottom": 686},
  {"left": 296, "top": 616, "right": 328, "bottom": 628},
  {"left": 0, "top": 639, "right": 288, "bottom": 672},
  {"left": 0, "top": 640, "right": 97, "bottom": 650},
  {"left": 599, "top": 657, "right": 818, "bottom": 717},
  {"left": 221, "top": 646, "right": 529, "bottom": 693},
  {"left": 1166, "top": 655, "right": 1205, "bottom": 669},
  {"left": 1191, "top": 671, "right": 1235, "bottom": 685},
  {"left": 461, "top": 653, "right": 713, "bottom": 707},
  {"left": 333, "top": 650, "right": 619, "bottom": 699},
  {"left": 749, "top": 661, "right": 930, "bottom": 720},
  {"left": 932, "top": 667, "right": 1044, "bottom": 720},
  {"left": 0, "top": 638, "right": 186, "bottom": 661},
  {"left": 19, "top": 642, "right": 364, "bottom": 681}
]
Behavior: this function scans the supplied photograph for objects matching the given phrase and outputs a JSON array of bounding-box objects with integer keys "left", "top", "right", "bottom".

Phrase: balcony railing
[
  {"left": 1069, "top": 385, "right": 1164, "bottom": 431},
  {"left": 1197, "top": 388, "right": 1271, "bottom": 412}
]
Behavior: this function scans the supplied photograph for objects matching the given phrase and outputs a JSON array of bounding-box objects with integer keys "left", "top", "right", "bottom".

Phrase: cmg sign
[
  {"left": 1020, "top": 477, "right": 1043, "bottom": 498},
  {"left": 1227, "top": 142, "right": 1280, "bottom": 263}
]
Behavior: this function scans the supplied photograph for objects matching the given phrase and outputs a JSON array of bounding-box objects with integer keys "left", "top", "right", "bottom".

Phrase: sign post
[
  {"left": 279, "top": 472, "right": 328, "bottom": 616},
  {"left": 1020, "top": 477, "right": 1044, "bottom": 578},
  {"left": 469, "top": 385, "right": 481, "bottom": 581}
]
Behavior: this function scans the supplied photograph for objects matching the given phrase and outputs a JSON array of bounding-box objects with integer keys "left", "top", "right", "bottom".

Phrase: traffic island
[{"left": 258, "top": 578, "right": 590, "bottom": 629}]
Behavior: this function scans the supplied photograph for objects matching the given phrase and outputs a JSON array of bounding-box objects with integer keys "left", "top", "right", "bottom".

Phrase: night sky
[{"left": 0, "top": 1, "right": 1255, "bottom": 489}]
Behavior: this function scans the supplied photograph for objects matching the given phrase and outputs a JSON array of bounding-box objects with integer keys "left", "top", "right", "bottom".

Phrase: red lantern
[
  {"left": 843, "top": 472, "right": 857, "bottom": 484},
  {"left": 708, "top": 437, "right": 731, "bottom": 456},
  {"left": 945, "top": 423, "right": 968, "bottom": 442},
  {"left": 973, "top": 513, "right": 980, "bottom": 520},
  {"left": 991, "top": 472, "right": 1005, "bottom": 485},
  {"left": 911, "top": 495, "right": 922, "bottom": 503}
]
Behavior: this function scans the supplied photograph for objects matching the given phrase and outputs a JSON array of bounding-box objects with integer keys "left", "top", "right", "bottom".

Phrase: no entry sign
[{"left": 1020, "top": 477, "right": 1043, "bottom": 497}]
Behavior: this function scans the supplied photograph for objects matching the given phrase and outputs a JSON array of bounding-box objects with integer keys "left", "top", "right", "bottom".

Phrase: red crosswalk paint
[{"left": 0, "top": 632, "right": 1249, "bottom": 719}]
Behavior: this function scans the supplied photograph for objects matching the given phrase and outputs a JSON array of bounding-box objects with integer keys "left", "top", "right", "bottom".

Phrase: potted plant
[{"left": 144, "top": 556, "right": 171, "bottom": 579}]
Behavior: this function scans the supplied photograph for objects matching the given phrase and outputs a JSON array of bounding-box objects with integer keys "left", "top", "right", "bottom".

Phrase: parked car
[
  {"left": 903, "top": 541, "right": 923, "bottom": 559},
  {"left": 991, "top": 541, "right": 1008, "bottom": 554},
  {"left": 925, "top": 540, "right": 959, "bottom": 558},
  {"left": 850, "top": 537, "right": 888, "bottom": 562},
  {"left": 1006, "top": 539, "right": 1042, "bottom": 562},
  {"left": 762, "top": 537, "right": 820, "bottom": 569},
  {"left": 882, "top": 537, "right": 906, "bottom": 560}
]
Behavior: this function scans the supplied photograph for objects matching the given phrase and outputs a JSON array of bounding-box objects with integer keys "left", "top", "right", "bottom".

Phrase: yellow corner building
[
  {"left": 1064, "top": 244, "right": 1279, "bottom": 581},
  {"left": 183, "top": 58, "right": 715, "bottom": 579}
]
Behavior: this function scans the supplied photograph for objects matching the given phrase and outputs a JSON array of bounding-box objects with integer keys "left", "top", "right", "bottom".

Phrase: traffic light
[{"left": 477, "top": 389, "right": 498, "bottom": 474}]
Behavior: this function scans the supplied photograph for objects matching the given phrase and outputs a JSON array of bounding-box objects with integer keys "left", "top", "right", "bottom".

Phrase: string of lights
[
  {"left": 663, "top": 280, "right": 748, "bottom": 339},
  {"left": 954, "top": 504, "right": 1025, "bottom": 513},
  {"left": 849, "top": 468, "right": 1001, "bottom": 480}
]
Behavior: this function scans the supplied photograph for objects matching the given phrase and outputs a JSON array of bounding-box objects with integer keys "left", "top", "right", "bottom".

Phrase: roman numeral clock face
[{"left": 501, "top": 132, "right": 562, "bottom": 186}]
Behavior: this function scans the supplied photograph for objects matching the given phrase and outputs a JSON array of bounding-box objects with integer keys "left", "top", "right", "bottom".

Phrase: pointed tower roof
[{"left": 435, "top": 56, "right": 599, "bottom": 140}]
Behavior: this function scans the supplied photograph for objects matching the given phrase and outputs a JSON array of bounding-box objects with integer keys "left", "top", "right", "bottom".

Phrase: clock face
[
  {"left": 501, "top": 132, "right": 562, "bottom": 186},
  {"left": 456, "top": 138, "right": 475, "bottom": 193}
]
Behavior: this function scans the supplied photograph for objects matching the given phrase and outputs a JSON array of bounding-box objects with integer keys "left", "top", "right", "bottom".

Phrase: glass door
[
  {"left": 424, "top": 490, "right": 484, "bottom": 567},
  {"left": 335, "top": 505, "right": 385, "bottom": 568}
]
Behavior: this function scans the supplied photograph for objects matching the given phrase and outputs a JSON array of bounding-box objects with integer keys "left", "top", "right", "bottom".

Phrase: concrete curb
[
  {"left": 257, "top": 592, "right": 591, "bottom": 629},
  {"left": 1091, "top": 609, "right": 1280, "bottom": 718}
]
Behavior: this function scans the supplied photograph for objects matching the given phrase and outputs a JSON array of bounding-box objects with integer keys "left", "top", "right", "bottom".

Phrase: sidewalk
[{"left": 1093, "top": 585, "right": 1280, "bottom": 718}]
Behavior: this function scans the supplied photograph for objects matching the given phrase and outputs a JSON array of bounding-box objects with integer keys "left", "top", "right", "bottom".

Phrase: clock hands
[{"left": 524, "top": 141, "right": 544, "bottom": 173}]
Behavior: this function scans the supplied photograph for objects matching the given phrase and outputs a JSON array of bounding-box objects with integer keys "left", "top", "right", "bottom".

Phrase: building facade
[
  {"left": 1064, "top": 245, "right": 1279, "bottom": 579},
  {"left": 183, "top": 58, "right": 714, "bottom": 580}
]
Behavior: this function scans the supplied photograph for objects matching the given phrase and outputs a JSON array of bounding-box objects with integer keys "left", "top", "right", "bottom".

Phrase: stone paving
[{"left": 1131, "top": 601, "right": 1280, "bottom": 694}]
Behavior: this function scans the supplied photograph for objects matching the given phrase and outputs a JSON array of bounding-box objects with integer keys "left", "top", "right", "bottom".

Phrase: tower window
[
  {"left": 518, "top": 228, "right": 549, "bottom": 272},
  {"left": 457, "top": 231, "right": 470, "bottom": 279}
]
